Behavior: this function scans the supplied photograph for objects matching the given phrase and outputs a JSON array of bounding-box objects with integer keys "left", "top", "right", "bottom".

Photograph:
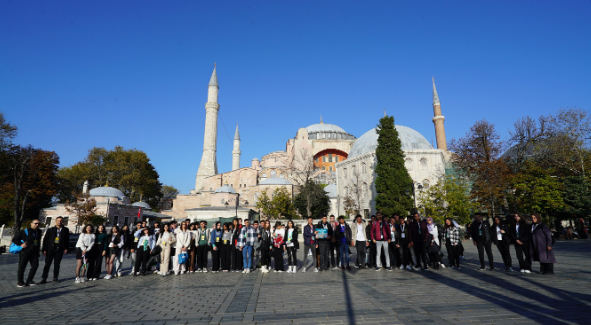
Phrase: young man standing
[
  {"left": 388, "top": 216, "right": 399, "bottom": 269},
  {"left": 303, "top": 217, "right": 318, "bottom": 272},
  {"left": 237, "top": 219, "right": 257, "bottom": 273},
  {"left": 409, "top": 213, "right": 429, "bottom": 270},
  {"left": 40, "top": 216, "right": 69, "bottom": 283},
  {"left": 371, "top": 213, "right": 392, "bottom": 271},
  {"left": 350, "top": 215, "right": 368, "bottom": 268},
  {"left": 316, "top": 215, "right": 333, "bottom": 271},
  {"left": 335, "top": 216, "right": 352, "bottom": 270},
  {"left": 471, "top": 214, "right": 495, "bottom": 271},
  {"left": 252, "top": 220, "right": 261, "bottom": 269},
  {"left": 13, "top": 219, "right": 43, "bottom": 287},
  {"left": 329, "top": 215, "right": 340, "bottom": 270}
]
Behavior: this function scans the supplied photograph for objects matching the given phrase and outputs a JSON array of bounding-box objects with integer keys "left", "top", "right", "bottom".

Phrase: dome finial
[
  {"left": 384, "top": 109, "right": 387, "bottom": 117},
  {"left": 320, "top": 115, "right": 323, "bottom": 124}
]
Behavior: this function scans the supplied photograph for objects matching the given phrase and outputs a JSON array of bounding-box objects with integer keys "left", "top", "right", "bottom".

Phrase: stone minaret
[
  {"left": 432, "top": 77, "right": 447, "bottom": 151},
  {"left": 232, "top": 124, "right": 241, "bottom": 170},
  {"left": 195, "top": 65, "right": 220, "bottom": 192}
]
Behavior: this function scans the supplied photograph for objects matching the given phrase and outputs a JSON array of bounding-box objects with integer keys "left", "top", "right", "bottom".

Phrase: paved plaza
[{"left": 0, "top": 240, "right": 590, "bottom": 325}]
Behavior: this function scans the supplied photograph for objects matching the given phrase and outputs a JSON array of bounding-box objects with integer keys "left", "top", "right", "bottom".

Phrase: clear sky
[{"left": 1, "top": 1, "right": 590, "bottom": 194}]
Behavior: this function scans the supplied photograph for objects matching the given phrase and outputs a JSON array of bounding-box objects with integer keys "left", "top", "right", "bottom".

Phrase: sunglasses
[{"left": 33, "top": 223, "right": 39, "bottom": 225}]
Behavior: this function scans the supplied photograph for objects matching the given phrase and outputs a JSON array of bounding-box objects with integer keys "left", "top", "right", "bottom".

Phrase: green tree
[
  {"left": 161, "top": 185, "right": 180, "bottom": 198},
  {"left": 418, "top": 175, "right": 474, "bottom": 224},
  {"left": 374, "top": 116, "right": 414, "bottom": 216},
  {"left": 510, "top": 162, "right": 564, "bottom": 218},
  {"left": 561, "top": 176, "right": 591, "bottom": 218},
  {"left": 256, "top": 188, "right": 296, "bottom": 219},
  {"left": 255, "top": 190, "right": 273, "bottom": 218},
  {"left": 294, "top": 181, "right": 330, "bottom": 217},
  {"left": 418, "top": 181, "right": 447, "bottom": 223}
]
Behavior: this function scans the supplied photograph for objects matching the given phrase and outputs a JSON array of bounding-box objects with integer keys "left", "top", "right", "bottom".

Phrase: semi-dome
[
  {"left": 89, "top": 186, "right": 126, "bottom": 198},
  {"left": 348, "top": 125, "right": 434, "bottom": 159},
  {"left": 214, "top": 185, "right": 237, "bottom": 194},
  {"left": 259, "top": 177, "right": 293, "bottom": 185},
  {"left": 304, "top": 123, "right": 356, "bottom": 140},
  {"left": 132, "top": 201, "right": 151, "bottom": 209}
]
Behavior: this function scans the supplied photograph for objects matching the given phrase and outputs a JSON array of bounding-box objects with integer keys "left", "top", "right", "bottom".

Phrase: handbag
[
  {"left": 9, "top": 229, "right": 28, "bottom": 254},
  {"left": 178, "top": 252, "right": 188, "bottom": 264},
  {"left": 151, "top": 245, "right": 162, "bottom": 256}
]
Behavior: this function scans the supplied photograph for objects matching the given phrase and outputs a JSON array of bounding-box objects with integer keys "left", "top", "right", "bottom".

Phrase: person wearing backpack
[
  {"left": 39, "top": 216, "right": 70, "bottom": 284},
  {"left": 13, "top": 219, "right": 43, "bottom": 287}
]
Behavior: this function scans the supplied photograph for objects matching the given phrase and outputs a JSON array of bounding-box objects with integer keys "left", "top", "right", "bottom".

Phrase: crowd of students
[{"left": 11, "top": 212, "right": 557, "bottom": 287}]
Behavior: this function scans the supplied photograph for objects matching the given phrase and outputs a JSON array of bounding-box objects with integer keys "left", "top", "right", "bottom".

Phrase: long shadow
[
  {"left": 0, "top": 285, "right": 97, "bottom": 309},
  {"left": 340, "top": 267, "right": 355, "bottom": 325}
]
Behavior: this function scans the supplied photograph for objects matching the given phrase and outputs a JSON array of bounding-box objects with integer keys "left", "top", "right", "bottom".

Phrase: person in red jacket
[
  {"left": 371, "top": 213, "right": 392, "bottom": 271},
  {"left": 409, "top": 213, "right": 429, "bottom": 270}
]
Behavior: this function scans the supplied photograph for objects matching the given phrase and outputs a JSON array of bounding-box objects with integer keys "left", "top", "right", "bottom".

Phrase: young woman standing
[
  {"left": 272, "top": 222, "right": 285, "bottom": 272},
  {"left": 510, "top": 214, "right": 531, "bottom": 273},
  {"left": 105, "top": 226, "right": 124, "bottom": 279},
  {"left": 188, "top": 223, "right": 198, "bottom": 272},
  {"left": 443, "top": 218, "right": 461, "bottom": 269},
  {"left": 492, "top": 216, "right": 513, "bottom": 272},
  {"left": 231, "top": 218, "right": 243, "bottom": 272},
  {"left": 530, "top": 214, "right": 556, "bottom": 275},
  {"left": 157, "top": 223, "right": 174, "bottom": 276},
  {"left": 175, "top": 222, "right": 191, "bottom": 275},
  {"left": 397, "top": 218, "right": 411, "bottom": 270},
  {"left": 134, "top": 227, "right": 155, "bottom": 275},
  {"left": 426, "top": 217, "right": 444, "bottom": 269},
  {"left": 75, "top": 225, "right": 95, "bottom": 283},
  {"left": 221, "top": 223, "right": 233, "bottom": 272},
  {"left": 195, "top": 221, "right": 210, "bottom": 272},
  {"left": 285, "top": 220, "right": 299, "bottom": 273},
  {"left": 260, "top": 221, "right": 272, "bottom": 273},
  {"left": 210, "top": 222, "right": 223, "bottom": 272},
  {"left": 88, "top": 225, "right": 107, "bottom": 280}
]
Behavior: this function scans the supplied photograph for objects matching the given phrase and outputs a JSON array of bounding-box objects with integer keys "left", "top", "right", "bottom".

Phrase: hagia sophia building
[{"left": 161, "top": 66, "right": 452, "bottom": 221}]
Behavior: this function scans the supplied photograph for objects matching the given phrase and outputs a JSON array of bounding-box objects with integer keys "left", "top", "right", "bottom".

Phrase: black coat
[
  {"left": 334, "top": 223, "right": 352, "bottom": 244},
  {"left": 396, "top": 223, "right": 411, "bottom": 245},
  {"left": 316, "top": 221, "right": 334, "bottom": 241},
  {"left": 471, "top": 221, "right": 492, "bottom": 243},
  {"left": 12, "top": 228, "right": 43, "bottom": 256},
  {"left": 490, "top": 223, "right": 511, "bottom": 245},
  {"left": 285, "top": 228, "right": 300, "bottom": 249},
  {"left": 508, "top": 223, "right": 530, "bottom": 244},
  {"left": 42, "top": 226, "right": 70, "bottom": 252}
]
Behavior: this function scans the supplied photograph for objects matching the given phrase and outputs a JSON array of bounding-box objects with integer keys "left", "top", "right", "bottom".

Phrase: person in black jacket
[
  {"left": 316, "top": 215, "right": 334, "bottom": 271},
  {"left": 334, "top": 216, "right": 352, "bottom": 270},
  {"left": 39, "top": 217, "right": 69, "bottom": 283},
  {"left": 13, "top": 219, "right": 43, "bottom": 287},
  {"left": 509, "top": 213, "right": 532, "bottom": 273},
  {"left": 471, "top": 214, "right": 495, "bottom": 271},
  {"left": 491, "top": 217, "right": 514, "bottom": 272},
  {"left": 365, "top": 216, "right": 376, "bottom": 268}
]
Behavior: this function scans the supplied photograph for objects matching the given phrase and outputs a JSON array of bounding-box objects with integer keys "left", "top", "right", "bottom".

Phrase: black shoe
[
  {"left": 53, "top": 278, "right": 60, "bottom": 283},
  {"left": 26, "top": 281, "right": 37, "bottom": 286},
  {"left": 347, "top": 266, "right": 351, "bottom": 271},
  {"left": 38, "top": 279, "right": 47, "bottom": 284},
  {"left": 17, "top": 283, "right": 26, "bottom": 288},
  {"left": 490, "top": 268, "right": 496, "bottom": 271}
]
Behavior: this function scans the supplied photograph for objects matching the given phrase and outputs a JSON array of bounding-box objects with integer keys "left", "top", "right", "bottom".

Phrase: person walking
[
  {"left": 335, "top": 216, "right": 352, "bottom": 270},
  {"left": 530, "top": 214, "right": 556, "bottom": 275},
  {"left": 471, "top": 214, "right": 495, "bottom": 271},
  {"left": 284, "top": 220, "right": 299, "bottom": 273},
  {"left": 272, "top": 221, "right": 285, "bottom": 272},
  {"left": 75, "top": 225, "right": 95, "bottom": 283},
  {"left": 316, "top": 216, "right": 333, "bottom": 271},
  {"left": 302, "top": 217, "right": 318, "bottom": 272},
  {"left": 40, "top": 216, "right": 69, "bottom": 284},
  {"left": 221, "top": 223, "right": 233, "bottom": 272},
  {"left": 210, "top": 222, "right": 223, "bottom": 273},
  {"left": 260, "top": 220, "right": 273, "bottom": 273},
  {"left": 509, "top": 214, "right": 532, "bottom": 273},
  {"left": 13, "top": 219, "right": 43, "bottom": 287},
  {"left": 350, "top": 215, "right": 368, "bottom": 269},
  {"left": 157, "top": 223, "right": 174, "bottom": 276},
  {"left": 409, "top": 213, "right": 429, "bottom": 271},
  {"left": 87, "top": 225, "right": 107, "bottom": 280},
  {"left": 371, "top": 213, "right": 391, "bottom": 271},
  {"left": 443, "top": 218, "right": 461, "bottom": 269},
  {"left": 195, "top": 221, "right": 210, "bottom": 272},
  {"left": 105, "top": 226, "right": 124, "bottom": 279},
  {"left": 237, "top": 219, "right": 257, "bottom": 273},
  {"left": 134, "top": 227, "right": 155, "bottom": 275},
  {"left": 491, "top": 216, "right": 513, "bottom": 272},
  {"left": 174, "top": 222, "right": 191, "bottom": 275},
  {"left": 426, "top": 217, "right": 444, "bottom": 269},
  {"left": 397, "top": 217, "right": 412, "bottom": 270}
]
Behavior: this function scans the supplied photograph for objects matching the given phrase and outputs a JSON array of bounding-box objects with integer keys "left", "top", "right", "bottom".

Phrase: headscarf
[{"left": 426, "top": 217, "right": 435, "bottom": 233}]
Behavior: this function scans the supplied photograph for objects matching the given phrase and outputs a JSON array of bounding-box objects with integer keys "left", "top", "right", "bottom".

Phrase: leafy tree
[
  {"left": 510, "top": 162, "right": 564, "bottom": 218},
  {"left": 294, "top": 181, "right": 329, "bottom": 217},
  {"left": 374, "top": 115, "right": 414, "bottom": 216},
  {"left": 65, "top": 192, "right": 98, "bottom": 227},
  {"left": 256, "top": 188, "right": 296, "bottom": 219},
  {"left": 559, "top": 176, "right": 591, "bottom": 218},
  {"left": 0, "top": 112, "right": 17, "bottom": 150},
  {"left": 418, "top": 181, "right": 447, "bottom": 223},
  {"left": 342, "top": 193, "right": 357, "bottom": 217},
  {"left": 418, "top": 175, "right": 474, "bottom": 224},
  {"left": 161, "top": 185, "right": 180, "bottom": 198},
  {"left": 255, "top": 190, "right": 273, "bottom": 218}
]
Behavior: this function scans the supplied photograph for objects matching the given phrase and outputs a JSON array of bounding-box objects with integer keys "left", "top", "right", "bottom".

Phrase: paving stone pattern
[{"left": 1, "top": 240, "right": 590, "bottom": 325}]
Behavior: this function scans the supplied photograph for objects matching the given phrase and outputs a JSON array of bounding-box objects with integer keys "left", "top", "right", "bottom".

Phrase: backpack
[{"left": 9, "top": 229, "right": 28, "bottom": 254}]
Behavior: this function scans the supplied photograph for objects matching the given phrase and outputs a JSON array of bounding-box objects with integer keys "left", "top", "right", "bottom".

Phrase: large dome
[
  {"left": 304, "top": 123, "right": 356, "bottom": 140},
  {"left": 89, "top": 186, "right": 126, "bottom": 198},
  {"left": 348, "top": 125, "right": 434, "bottom": 159}
]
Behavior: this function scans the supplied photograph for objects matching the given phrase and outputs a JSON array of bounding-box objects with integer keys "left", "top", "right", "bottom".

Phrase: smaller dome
[
  {"left": 214, "top": 185, "right": 237, "bottom": 194},
  {"left": 89, "top": 186, "right": 125, "bottom": 198},
  {"left": 132, "top": 201, "right": 151, "bottom": 209},
  {"left": 252, "top": 157, "right": 259, "bottom": 161},
  {"left": 259, "top": 177, "right": 293, "bottom": 185}
]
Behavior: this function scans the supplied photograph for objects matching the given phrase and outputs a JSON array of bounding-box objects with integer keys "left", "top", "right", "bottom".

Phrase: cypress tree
[{"left": 375, "top": 116, "right": 414, "bottom": 216}]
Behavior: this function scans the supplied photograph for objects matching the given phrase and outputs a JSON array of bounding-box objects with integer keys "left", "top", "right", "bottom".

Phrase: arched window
[
  {"left": 405, "top": 158, "right": 413, "bottom": 171},
  {"left": 362, "top": 182, "right": 368, "bottom": 196},
  {"left": 362, "top": 162, "right": 366, "bottom": 174},
  {"left": 271, "top": 170, "right": 277, "bottom": 178},
  {"left": 420, "top": 158, "right": 428, "bottom": 172},
  {"left": 352, "top": 164, "right": 357, "bottom": 176}
]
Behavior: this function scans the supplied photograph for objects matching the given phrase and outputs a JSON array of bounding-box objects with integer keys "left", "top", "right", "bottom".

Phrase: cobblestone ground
[{"left": 1, "top": 240, "right": 590, "bottom": 325}]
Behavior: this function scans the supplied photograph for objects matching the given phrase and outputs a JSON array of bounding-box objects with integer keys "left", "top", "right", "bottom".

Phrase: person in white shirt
[
  {"left": 134, "top": 227, "right": 155, "bottom": 276},
  {"left": 426, "top": 217, "right": 444, "bottom": 270},
  {"left": 105, "top": 226, "right": 124, "bottom": 280},
  {"left": 157, "top": 223, "right": 175, "bottom": 276},
  {"left": 75, "top": 225, "right": 95, "bottom": 283},
  {"left": 350, "top": 215, "right": 368, "bottom": 269},
  {"left": 174, "top": 222, "right": 191, "bottom": 275}
]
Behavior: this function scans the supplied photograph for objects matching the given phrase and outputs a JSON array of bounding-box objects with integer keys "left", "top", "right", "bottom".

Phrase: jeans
[
  {"left": 375, "top": 241, "right": 390, "bottom": 268},
  {"left": 355, "top": 241, "right": 366, "bottom": 267},
  {"left": 338, "top": 243, "right": 349, "bottom": 267},
  {"left": 477, "top": 241, "right": 494, "bottom": 269},
  {"left": 318, "top": 241, "right": 330, "bottom": 270},
  {"left": 242, "top": 245, "right": 253, "bottom": 270},
  {"left": 303, "top": 244, "right": 317, "bottom": 269},
  {"left": 128, "top": 250, "right": 136, "bottom": 273},
  {"left": 286, "top": 247, "right": 297, "bottom": 266},
  {"left": 41, "top": 248, "right": 64, "bottom": 280},
  {"left": 114, "top": 250, "right": 124, "bottom": 274}
]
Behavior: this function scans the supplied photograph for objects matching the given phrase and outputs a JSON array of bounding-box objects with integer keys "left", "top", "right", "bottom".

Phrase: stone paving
[{"left": 1, "top": 240, "right": 590, "bottom": 325}]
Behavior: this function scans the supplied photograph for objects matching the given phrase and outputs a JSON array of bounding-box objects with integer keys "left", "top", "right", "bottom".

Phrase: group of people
[{"left": 11, "top": 212, "right": 557, "bottom": 287}]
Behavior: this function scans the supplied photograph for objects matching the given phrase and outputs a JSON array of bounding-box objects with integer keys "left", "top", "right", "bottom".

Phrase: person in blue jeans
[
  {"left": 334, "top": 216, "right": 352, "bottom": 270},
  {"left": 238, "top": 219, "right": 257, "bottom": 273}
]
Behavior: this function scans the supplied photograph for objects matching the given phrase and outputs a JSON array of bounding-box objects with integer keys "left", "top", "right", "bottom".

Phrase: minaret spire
[
  {"left": 195, "top": 65, "right": 220, "bottom": 192},
  {"left": 232, "top": 123, "right": 241, "bottom": 171},
  {"left": 431, "top": 77, "right": 447, "bottom": 151}
]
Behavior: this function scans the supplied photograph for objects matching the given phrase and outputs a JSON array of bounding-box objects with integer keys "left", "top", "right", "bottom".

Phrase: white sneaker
[
  {"left": 128, "top": 271, "right": 134, "bottom": 275},
  {"left": 440, "top": 264, "right": 446, "bottom": 269},
  {"left": 286, "top": 267, "right": 292, "bottom": 273},
  {"left": 406, "top": 265, "right": 412, "bottom": 270},
  {"left": 524, "top": 270, "right": 531, "bottom": 274},
  {"left": 302, "top": 267, "right": 306, "bottom": 273},
  {"left": 278, "top": 270, "right": 284, "bottom": 273},
  {"left": 520, "top": 269, "right": 525, "bottom": 273},
  {"left": 292, "top": 266, "right": 297, "bottom": 273},
  {"left": 332, "top": 266, "right": 339, "bottom": 270},
  {"left": 242, "top": 269, "right": 247, "bottom": 273},
  {"left": 314, "top": 268, "right": 319, "bottom": 273},
  {"left": 104, "top": 275, "right": 112, "bottom": 280},
  {"left": 75, "top": 277, "right": 81, "bottom": 283},
  {"left": 174, "top": 271, "right": 179, "bottom": 275},
  {"left": 80, "top": 278, "right": 86, "bottom": 283},
  {"left": 245, "top": 269, "right": 251, "bottom": 274},
  {"left": 262, "top": 266, "right": 269, "bottom": 273},
  {"left": 154, "top": 270, "right": 159, "bottom": 274},
  {"left": 273, "top": 270, "right": 278, "bottom": 273},
  {"left": 117, "top": 272, "right": 122, "bottom": 277}
]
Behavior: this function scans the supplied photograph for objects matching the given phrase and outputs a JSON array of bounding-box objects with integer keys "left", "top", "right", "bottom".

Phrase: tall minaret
[
  {"left": 195, "top": 65, "right": 220, "bottom": 192},
  {"left": 232, "top": 124, "right": 241, "bottom": 170},
  {"left": 432, "top": 77, "right": 447, "bottom": 151}
]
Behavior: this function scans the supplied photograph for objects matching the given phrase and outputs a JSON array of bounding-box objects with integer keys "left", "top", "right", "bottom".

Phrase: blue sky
[{"left": 1, "top": 1, "right": 590, "bottom": 194}]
